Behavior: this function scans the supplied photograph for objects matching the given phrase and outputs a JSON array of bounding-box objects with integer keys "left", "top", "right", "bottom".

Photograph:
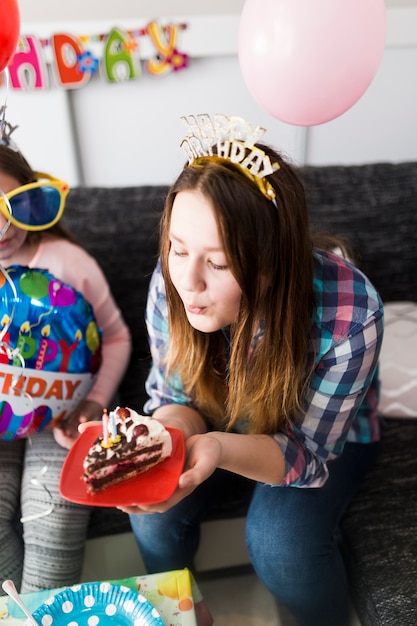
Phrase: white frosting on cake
[{"left": 83, "top": 406, "right": 172, "bottom": 490}]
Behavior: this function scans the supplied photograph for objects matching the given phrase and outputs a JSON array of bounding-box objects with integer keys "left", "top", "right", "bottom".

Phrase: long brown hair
[
  {"left": 160, "top": 145, "right": 318, "bottom": 434},
  {"left": 0, "top": 144, "right": 76, "bottom": 244}
]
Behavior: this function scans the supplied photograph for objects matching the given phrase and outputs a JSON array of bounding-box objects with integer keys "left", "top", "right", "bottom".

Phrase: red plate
[{"left": 59, "top": 426, "right": 184, "bottom": 507}]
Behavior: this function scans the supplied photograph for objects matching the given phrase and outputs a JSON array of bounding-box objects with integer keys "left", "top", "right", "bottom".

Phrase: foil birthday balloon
[{"left": 0, "top": 266, "right": 102, "bottom": 440}]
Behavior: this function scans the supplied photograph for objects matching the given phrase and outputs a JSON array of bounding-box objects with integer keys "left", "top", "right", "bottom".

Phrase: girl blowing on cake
[
  {"left": 89, "top": 114, "right": 383, "bottom": 626},
  {"left": 0, "top": 112, "right": 131, "bottom": 593}
]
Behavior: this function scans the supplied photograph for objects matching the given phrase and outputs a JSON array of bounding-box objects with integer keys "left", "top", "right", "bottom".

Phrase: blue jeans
[{"left": 129, "top": 441, "right": 378, "bottom": 626}]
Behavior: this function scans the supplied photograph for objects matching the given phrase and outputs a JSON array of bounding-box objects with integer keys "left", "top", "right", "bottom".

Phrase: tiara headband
[
  {"left": 180, "top": 114, "right": 280, "bottom": 201},
  {"left": 0, "top": 106, "right": 20, "bottom": 152}
]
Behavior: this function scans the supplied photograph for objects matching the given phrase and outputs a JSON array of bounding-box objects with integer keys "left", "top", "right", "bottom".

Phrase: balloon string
[
  {"left": 0, "top": 190, "right": 13, "bottom": 240},
  {"left": 1, "top": 266, "right": 54, "bottom": 522},
  {"left": 0, "top": 263, "right": 36, "bottom": 432},
  {"left": 0, "top": 341, "right": 25, "bottom": 368},
  {"left": 0, "top": 262, "right": 18, "bottom": 341},
  {"left": 0, "top": 69, "right": 10, "bottom": 137},
  {"left": 0, "top": 128, "right": 52, "bottom": 511},
  {"left": 0, "top": 70, "right": 14, "bottom": 240}
]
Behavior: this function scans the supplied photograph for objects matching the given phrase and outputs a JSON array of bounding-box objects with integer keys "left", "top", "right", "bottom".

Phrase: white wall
[
  {"left": 15, "top": 0, "right": 417, "bottom": 21},
  {"left": 1, "top": 4, "right": 416, "bottom": 187},
  {"left": 17, "top": 0, "right": 247, "bottom": 21},
  {"left": 305, "top": 6, "right": 417, "bottom": 165}
]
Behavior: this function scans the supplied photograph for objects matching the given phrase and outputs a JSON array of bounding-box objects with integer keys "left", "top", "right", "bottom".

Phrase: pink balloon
[{"left": 238, "top": 0, "right": 386, "bottom": 126}]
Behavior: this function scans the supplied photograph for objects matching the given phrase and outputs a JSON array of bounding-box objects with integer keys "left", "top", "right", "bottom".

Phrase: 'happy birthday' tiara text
[{"left": 180, "top": 114, "right": 279, "bottom": 200}]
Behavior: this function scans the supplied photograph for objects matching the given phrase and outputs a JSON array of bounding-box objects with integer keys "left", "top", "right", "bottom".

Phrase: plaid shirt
[{"left": 145, "top": 250, "right": 384, "bottom": 488}]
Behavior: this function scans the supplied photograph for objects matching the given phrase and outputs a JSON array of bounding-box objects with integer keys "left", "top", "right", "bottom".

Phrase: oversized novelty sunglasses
[{"left": 0, "top": 172, "right": 70, "bottom": 231}]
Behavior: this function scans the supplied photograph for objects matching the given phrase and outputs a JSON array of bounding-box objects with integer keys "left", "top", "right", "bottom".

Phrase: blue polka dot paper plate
[{"left": 24, "top": 582, "right": 164, "bottom": 626}]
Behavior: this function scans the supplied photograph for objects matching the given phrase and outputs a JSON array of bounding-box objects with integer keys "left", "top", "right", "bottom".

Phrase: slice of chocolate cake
[{"left": 83, "top": 406, "right": 172, "bottom": 494}]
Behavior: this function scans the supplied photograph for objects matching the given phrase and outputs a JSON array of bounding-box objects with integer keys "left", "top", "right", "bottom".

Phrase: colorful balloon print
[{"left": 0, "top": 266, "right": 102, "bottom": 440}]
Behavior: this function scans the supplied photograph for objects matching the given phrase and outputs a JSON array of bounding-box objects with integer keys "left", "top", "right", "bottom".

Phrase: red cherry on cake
[
  {"left": 116, "top": 407, "right": 130, "bottom": 420},
  {"left": 133, "top": 423, "right": 149, "bottom": 437}
]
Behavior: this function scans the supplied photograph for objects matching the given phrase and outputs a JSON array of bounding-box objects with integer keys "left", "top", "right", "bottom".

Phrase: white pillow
[{"left": 378, "top": 302, "right": 417, "bottom": 418}]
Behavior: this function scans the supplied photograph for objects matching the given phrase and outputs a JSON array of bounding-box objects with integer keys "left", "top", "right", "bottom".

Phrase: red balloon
[{"left": 0, "top": 0, "right": 20, "bottom": 72}]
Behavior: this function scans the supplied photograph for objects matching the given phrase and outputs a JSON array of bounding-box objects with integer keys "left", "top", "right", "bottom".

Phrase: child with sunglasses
[
  {"left": 0, "top": 121, "right": 132, "bottom": 592},
  {"left": 104, "top": 114, "right": 384, "bottom": 626}
]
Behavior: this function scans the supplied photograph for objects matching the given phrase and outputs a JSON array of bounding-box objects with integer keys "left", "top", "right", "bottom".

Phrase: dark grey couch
[{"left": 63, "top": 162, "right": 417, "bottom": 626}]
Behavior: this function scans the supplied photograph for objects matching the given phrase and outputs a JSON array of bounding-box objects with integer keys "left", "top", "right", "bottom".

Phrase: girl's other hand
[{"left": 53, "top": 400, "right": 102, "bottom": 449}]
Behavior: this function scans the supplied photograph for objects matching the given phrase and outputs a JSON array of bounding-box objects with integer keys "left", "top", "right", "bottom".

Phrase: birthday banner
[{"left": 2, "top": 21, "right": 189, "bottom": 91}]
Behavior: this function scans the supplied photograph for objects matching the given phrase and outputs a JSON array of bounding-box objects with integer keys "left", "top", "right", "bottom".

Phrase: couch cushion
[
  {"left": 342, "top": 418, "right": 417, "bottom": 626},
  {"left": 300, "top": 162, "right": 417, "bottom": 304},
  {"left": 378, "top": 302, "right": 417, "bottom": 418},
  {"left": 63, "top": 185, "right": 168, "bottom": 410}
]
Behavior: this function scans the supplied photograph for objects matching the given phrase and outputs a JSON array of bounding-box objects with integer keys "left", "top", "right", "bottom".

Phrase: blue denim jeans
[{"left": 129, "top": 441, "right": 378, "bottom": 626}]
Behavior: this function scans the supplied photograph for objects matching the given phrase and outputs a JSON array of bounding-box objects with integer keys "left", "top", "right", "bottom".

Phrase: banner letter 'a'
[{"left": 102, "top": 28, "right": 139, "bottom": 83}]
